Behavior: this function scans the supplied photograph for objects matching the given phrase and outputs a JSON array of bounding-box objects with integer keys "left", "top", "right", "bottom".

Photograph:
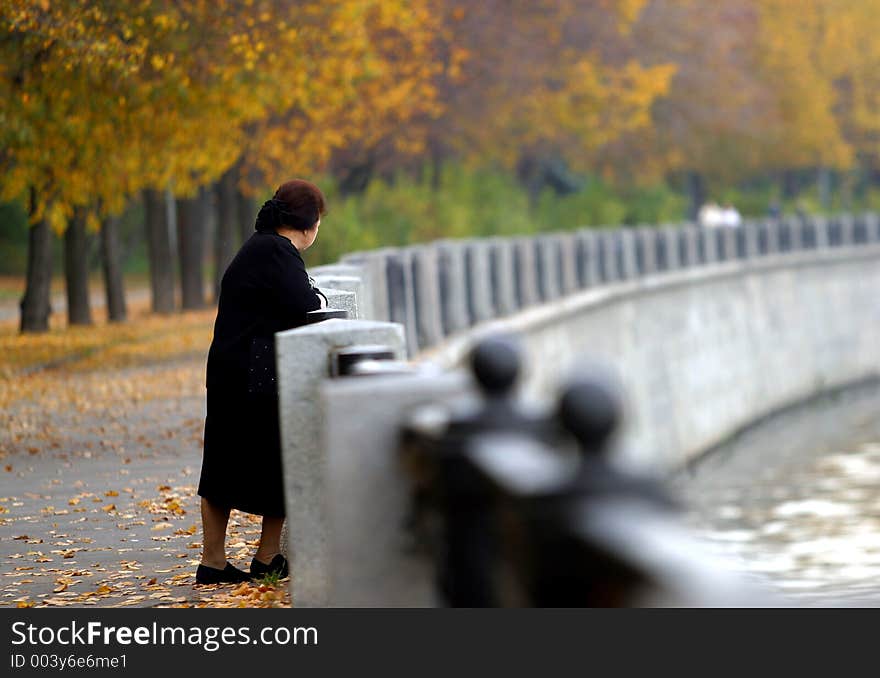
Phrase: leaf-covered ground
[{"left": 0, "top": 297, "right": 290, "bottom": 608}]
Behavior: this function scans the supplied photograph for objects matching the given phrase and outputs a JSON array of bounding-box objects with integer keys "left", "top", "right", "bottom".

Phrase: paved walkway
[{"left": 0, "top": 353, "right": 284, "bottom": 608}]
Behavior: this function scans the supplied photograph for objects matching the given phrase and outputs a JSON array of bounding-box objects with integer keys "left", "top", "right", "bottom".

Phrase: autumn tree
[
  {"left": 1, "top": 1, "right": 150, "bottom": 330},
  {"left": 3, "top": 0, "right": 444, "bottom": 327},
  {"left": 328, "top": 1, "right": 675, "bottom": 210}
]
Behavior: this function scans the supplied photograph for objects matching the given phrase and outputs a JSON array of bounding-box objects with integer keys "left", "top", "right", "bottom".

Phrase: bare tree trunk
[
  {"left": 100, "top": 215, "right": 127, "bottom": 322},
  {"left": 430, "top": 141, "right": 444, "bottom": 192},
  {"left": 64, "top": 208, "right": 93, "bottom": 326},
  {"left": 143, "top": 188, "right": 176, "bottom": 313},
  {"left": 686, "top": 170, "right": 706, "bottom": 221},
  {"left": 781, "top": 169, "right": 800, "bottom": 201},
  {"left": 20, "top": 190, "right": 53, "bottom": 333},
  {"left": 214, "top": 170, "right": 238, "bottom": 299},
  {"left": 177, "top": 189, "right": 206, "bottom": 310},
  {"left": 237, "top": 189, "right": 254, "bottom": 245},
  {"left": 817, "top": 166, "right": 832, "bottom": 211}
]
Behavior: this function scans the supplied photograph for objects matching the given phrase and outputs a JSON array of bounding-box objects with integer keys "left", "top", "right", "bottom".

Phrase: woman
[{"left": 196, "top": 179, "right": 327, "bottom": 584}]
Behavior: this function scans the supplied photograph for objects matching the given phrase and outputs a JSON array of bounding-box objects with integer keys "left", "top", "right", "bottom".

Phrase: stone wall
[
  {"left": 279, "top": 214, "right": 880, "bottom": 605},
  {"left": 314, "top": 214, "right": 880, "bottom": 358},
  {"left": 417, "top": 246, "right": 880, "bottom": 470}
]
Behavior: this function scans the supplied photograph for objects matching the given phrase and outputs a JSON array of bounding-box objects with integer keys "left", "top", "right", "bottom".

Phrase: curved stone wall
[{"left": 417, "top": 246, "right": 880, "bottom": 470}]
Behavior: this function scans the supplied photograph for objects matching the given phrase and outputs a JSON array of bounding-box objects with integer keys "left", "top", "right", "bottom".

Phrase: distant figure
[
  {"left": 719, "top": 203, "right": 742, "bottom": 228},
  {"left": 767, "top": 200, "right": 781, "bottom": 219},
  {"left": 697, "top": 201, "right": 723, "bottom": 228}
]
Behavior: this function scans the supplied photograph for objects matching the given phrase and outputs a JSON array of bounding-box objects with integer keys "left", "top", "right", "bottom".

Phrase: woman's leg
[
  {"left": 254, "top": 516, "right": 285, "bottom": 565},
  {"left": 200, "top": 497, "right": 231, "bottom": 569}
]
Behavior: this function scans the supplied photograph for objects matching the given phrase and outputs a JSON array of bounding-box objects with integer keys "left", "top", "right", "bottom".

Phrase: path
[{"left": 0, "top": 317, "right": 289, "bottom": 608}]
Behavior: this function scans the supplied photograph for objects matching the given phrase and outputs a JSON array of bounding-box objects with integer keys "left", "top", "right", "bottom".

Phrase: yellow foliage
[{"left": 1, "top": 0, "right": 443, "bottom": 217}]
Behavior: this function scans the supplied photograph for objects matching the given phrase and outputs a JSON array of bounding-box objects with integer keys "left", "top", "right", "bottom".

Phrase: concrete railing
[
  {"left": 275, "top": 213, "right": 880, "bottom": 605},
  {"left": 312, "top": 214, "right": 880, "bottom": 356}
]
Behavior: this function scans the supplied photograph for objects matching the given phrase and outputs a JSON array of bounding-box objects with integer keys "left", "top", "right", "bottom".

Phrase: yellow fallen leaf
[
  {"left": 231, "top": 583, "right": 250, "bottom": 596},
  {"left": 105, "top": 490, "right": 119, "bottom": 497}
]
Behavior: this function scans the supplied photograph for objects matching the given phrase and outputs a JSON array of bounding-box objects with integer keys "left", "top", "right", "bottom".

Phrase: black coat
[{"left": 198, "top": 231, "right": 322, "bottom": 516}]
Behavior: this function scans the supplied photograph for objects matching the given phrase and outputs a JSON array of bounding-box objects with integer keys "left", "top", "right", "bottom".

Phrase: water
[{"left": 673, "top": 381, "right": 880, "bottom": 606}]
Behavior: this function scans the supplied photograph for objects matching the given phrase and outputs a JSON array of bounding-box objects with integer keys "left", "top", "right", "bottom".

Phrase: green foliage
[
  {"left": 307, "top": 164, "right": 689, "bottom": 264},
  {"left": 618, "top": 184, "right": 688, "bottom": 226},
  {"left": 536, "top": 181, "right": 627, "bottom": 230},
  {"left": 307, "top": 165, "right": 535, "bottom": 264},
  {"left": 255, "top": 571, "right": 282, "bottom": 588},
  {"left": 715, "top": 185, "right": 779, "bottom": 218}
]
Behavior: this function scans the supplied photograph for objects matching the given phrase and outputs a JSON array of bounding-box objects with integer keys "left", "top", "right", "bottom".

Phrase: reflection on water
[{"left": 673, "top": 382, "right": 880, "bottom": 606}]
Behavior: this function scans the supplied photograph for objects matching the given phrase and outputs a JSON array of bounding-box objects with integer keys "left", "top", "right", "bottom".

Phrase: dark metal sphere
[
  {"left": 557, "top": 376, "right": 621, "bottom": 454},
  {"left": 469, "top": 335, "right": 521, "bottom": 396}
]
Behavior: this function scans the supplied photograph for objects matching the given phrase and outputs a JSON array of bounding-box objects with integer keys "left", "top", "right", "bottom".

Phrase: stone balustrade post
[
  {"left": 536, "top": 236, "right": 562, "bottom": 301},
  {"left": 575, "top": 230, "right": 599, "bottom": 287},
  {"left": 636, "top": 227, "right": 658, "bottom": 275},
  {"left": 276, "top": 319, "right": 406, "bottom": 606},
  {"left": 385, "top": 249, "right": 418, "bottom": 356},
  {"left": 513, "top": 237, "right": 540, "bottom": 308},
  {"left": 743, "top": 221, "right": 760, "bottom": 258},
  {"left": 465, "top": 239, "right": 495, "bottom": 324},
  {"left": 488, "top": 238, "right": 519, "bottom": 317},
  {"left": 312, "top": 275, "right": 364, "bottom": 318},
  {"left": 679, "top": 225, "right": 700, "bottom": 267},
  {"left": 410, "top": 245, "right": 444, "bottom": 350}
]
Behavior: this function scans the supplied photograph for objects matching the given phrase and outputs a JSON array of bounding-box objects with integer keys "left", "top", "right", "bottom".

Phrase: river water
[{"left": 672, "top": 381, "right": 880, "bottom": 607}]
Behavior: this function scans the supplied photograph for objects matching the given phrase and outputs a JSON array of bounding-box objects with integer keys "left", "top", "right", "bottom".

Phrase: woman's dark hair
[{"left": 254, "top": 179, "right": 326, "bottom": 233}]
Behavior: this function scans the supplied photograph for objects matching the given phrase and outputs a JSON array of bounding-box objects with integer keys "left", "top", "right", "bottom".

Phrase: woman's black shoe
[
  {"left": 196, "top": 562, "right": 253, "bottom": 584},
  {"left": 250, "top": 554, "right": 289, "bottom": 579}
]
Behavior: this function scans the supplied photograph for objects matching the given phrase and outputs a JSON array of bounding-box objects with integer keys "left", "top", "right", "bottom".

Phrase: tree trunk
[
  {"left": 430, "top": 142, "right": 444, "bottom": 192},
  {"left": 237, "top": 189, "right": 254, "bottom": 245},
  {"left": 64, "top": 209, "right": 93, "bottom": 326},
  {"left": 143, "top": 188, "right": 176, "bottom": 313},
  {"left": 817, "top": 166, "right": 831, "bottom": 211},
  {"left": 214, "top": 170, "right": 238, "bottom": 299},
  {"left": 19, "top": 192, "right": 53, "bottom": 333},
  {"left": 781, "top": 169, "right": 800, "bottom": 200},
  {"left": 686, "top": 170, "right": 706, "bottom": 221},
  {"left": 177, "top": 189, "right": 206, "bottom": 310},
  {"left": 100, "top": 215, "right": 127, "bottom": 322}
]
